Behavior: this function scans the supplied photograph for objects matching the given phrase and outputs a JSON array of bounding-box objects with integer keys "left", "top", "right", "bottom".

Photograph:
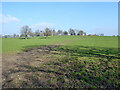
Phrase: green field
[
  {"left": 2, "top": 36, "right": 118, "bottom": 53},
  {"left": 2, "top": 36, "right": 119, "bottom": 88}
]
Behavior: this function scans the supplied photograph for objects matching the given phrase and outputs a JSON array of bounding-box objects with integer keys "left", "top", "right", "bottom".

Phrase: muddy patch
[{"left": 2, "top": 45, "right": 60, "bottom": 88}]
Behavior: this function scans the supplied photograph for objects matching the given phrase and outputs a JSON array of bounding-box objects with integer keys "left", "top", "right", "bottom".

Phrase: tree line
[
  {"left": 20, "top": 25, "right": 87, "bottom": 39},
  {"left": 2, "top": 25, "right": 109, "bottom": 38}
]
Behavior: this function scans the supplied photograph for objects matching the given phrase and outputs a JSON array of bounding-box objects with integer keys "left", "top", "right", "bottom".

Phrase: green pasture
[
  {"left": 2, "top": 36, "right": 118, "bottom": 53},
  {"left": 2, "top": 36, "right": 74, "bottom": 53}
]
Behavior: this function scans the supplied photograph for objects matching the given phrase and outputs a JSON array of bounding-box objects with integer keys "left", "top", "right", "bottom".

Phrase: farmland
[{"left": 2, "top": 36, "right": 119, "bottom": 88}]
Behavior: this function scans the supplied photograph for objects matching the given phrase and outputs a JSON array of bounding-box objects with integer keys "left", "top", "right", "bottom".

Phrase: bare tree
[
  {"left": 29, "top": 32, "right": 34, "bottom": 37},
  {"left": 57, "top": 30, "right": 62, "bottom": 35},
  {"left": 63, "top": 31, "right": 68, "bottom": 35},
  {"left": 44, "top": 27, "right": 52, "bottom": 36},
  {"left": 21, "top": 25, "right": 31, "bottom": 39},
  {"left": 69, "top": 28, "right": 76, "bottom": 35},
  {"left": 78, "top": 30, "right": 84, "bottom": 36},
  {"left": 52, "top": 29, "right": 56, "bottom": 36},
  {"left": 43, "top": 32, "right": 46, "bottom": 36},
  {"left": 13, "top": 34, "right": 16, "bottom": 38}
]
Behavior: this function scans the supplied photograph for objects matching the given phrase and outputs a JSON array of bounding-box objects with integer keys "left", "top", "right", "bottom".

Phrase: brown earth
[{"left": 2, "top": 45, "right": 62, "bottom": 88}]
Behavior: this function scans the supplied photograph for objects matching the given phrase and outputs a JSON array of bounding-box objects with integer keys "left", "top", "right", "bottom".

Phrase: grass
[
  {"left": 2, "top": 36, "right": 119, "bottom": 88},
  {"left": 2, "top": 36, "right": 76, "bottom": 53},
  {"left": 66, "top": 36, "right": 118, "bottom": 48},
  {"left": 37, "top": 45, "right": 119, "bottom": 88},
  {"left": 2, "top": 36, "right": 118, "bottom": 53}
]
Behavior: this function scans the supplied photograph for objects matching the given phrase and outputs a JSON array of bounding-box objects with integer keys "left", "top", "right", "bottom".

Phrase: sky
[{"left": 1, "top": 2, "right": 118, "bottom": 36}]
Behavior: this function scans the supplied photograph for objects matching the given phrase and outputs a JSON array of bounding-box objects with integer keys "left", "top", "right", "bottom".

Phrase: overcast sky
[{"left": 1, "top": 2, "right": 118, "bottom": 36}]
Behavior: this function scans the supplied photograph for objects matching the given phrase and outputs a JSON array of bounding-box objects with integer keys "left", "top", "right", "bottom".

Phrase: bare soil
[{"left": 2, "top": 45, "right": 60, "bottom": 88}]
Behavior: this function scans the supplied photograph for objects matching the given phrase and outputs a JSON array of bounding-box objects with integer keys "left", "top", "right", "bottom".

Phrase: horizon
[{"left": 1, "top": 2, "right": 118, "bottom": 36}]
